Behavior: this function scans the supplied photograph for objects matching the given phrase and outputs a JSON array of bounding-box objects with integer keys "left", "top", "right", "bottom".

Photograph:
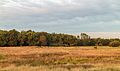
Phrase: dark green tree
[{"left": 6, "top": 29, "right": 19, "bottom": 46}]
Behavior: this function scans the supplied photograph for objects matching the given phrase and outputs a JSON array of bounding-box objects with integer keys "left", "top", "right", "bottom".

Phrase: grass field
[{"left": 0, "top": 46, "right": 120, "bottom": 71}]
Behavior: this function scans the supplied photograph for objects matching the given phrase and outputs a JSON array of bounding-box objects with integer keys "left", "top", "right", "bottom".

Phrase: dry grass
[{"left": 0, "top": 46, "right": 120, "bottom": 71}]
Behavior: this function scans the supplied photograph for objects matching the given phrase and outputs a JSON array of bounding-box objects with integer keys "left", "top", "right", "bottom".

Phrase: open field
[{"left": 0, "top": 46, "right": 120, "bottom": 71}]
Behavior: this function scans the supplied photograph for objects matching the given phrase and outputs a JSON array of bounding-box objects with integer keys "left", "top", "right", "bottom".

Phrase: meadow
[{"left": 0, "top": 46, "right": 120, "bottom": 71}]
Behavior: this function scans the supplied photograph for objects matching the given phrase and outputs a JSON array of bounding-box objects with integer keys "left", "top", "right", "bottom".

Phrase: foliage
[
  {"left": 109, "top": 41, "right": 120, "bottom": 47},
  {"left": 0, "top": 29, "right": 119, "bottom": 47},
  {"left": 0, "top": 29, "right": 78, "bottom": 47}
]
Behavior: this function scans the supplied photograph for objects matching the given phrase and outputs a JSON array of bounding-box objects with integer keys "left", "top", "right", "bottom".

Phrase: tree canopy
[{"left": 0, "top": 29, "right": 119, "bottom": 47}]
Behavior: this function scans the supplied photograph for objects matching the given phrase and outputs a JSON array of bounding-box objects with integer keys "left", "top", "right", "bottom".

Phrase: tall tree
[
  {"left": 0, "top": 30, "right": 8, "bottom": 46},
  {"left": 81, "top": 33, "right": 90, "bottom": 40},
  {"left": 39, "top": 35, "right": 47, "bottom": 46},
  {"left": 6, "top": 29, "right": 19, "bottom": 46}
]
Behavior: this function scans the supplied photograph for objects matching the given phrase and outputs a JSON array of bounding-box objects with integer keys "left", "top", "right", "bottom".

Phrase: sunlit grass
[{"left": 0, "top": 46, "right": 120, "bottom": 71}]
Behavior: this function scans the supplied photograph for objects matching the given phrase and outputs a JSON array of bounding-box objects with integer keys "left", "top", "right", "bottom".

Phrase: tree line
[{"left": 0, "top": 29, "right": 120, "bottom": 47}]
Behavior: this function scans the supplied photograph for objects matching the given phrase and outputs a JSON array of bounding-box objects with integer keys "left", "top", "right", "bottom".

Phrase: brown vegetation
[{"left": 0, "top": 46, "right": 120, "bottom": 71}]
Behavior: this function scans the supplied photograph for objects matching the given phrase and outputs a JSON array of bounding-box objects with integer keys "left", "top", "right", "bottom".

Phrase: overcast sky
[{"left": 0, "top": 0, "right": 120, "bottom": 34}]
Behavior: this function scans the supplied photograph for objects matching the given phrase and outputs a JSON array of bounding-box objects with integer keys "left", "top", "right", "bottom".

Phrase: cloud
[{"left": 0, "top": 0, "right": 120, "bottom": 33}]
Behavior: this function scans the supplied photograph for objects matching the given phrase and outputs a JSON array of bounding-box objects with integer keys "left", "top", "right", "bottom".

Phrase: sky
[
  {"left": 0, "top": 0, "right": 120, "bottom": 34},
  {"left": 86, "top": 32, "right": 120, "bottom": 39}
]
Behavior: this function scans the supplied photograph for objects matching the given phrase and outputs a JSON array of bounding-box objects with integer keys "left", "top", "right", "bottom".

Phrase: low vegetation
[
  {"left": 0, "top": 54, "right": 5, "bottom": 60},
  {"left": 0, "top": 46, "right": 120, "bottom": 71}
]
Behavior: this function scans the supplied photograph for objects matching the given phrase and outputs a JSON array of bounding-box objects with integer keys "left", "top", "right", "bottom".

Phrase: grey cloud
[{"left": 0, "top": 0, "right": 120, "bottom": 33}]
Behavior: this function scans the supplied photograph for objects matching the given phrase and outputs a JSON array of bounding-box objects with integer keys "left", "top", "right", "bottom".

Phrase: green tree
[
  {"left": 81, "top": 33, "right": 90, "bottom": 40},
  {"left": 6, "top": 29, "right": 19, "bottom": 46},
  {"left": 0, "top": 30, "right": 7, "bottom": 46},
  {"left": 39, "top": 35, "right": 47, "bottom": 46},
  {"left": 26, "top": 30, "right": 38, "bottom": 46},
  {"left": 109, "top": 41, "right": 120, "bottom": 47},
  {"left": 18, "top": 31, "right": 28, "bottom": 46}
]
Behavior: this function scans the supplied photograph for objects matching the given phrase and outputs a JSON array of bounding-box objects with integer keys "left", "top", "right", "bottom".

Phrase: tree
[
  {"left": 101, "top": 39, "right": 111, "bottom": 46},
  {"left": 6, "top": 29, "right": 19, "bottom": 46},
  {"left": 0, "top": 29, "right": 120, "bottom": 47},
  {"left": 18, "top": 31, "right": 28, "bottom": 46},
  {"left": 39, "top": 35, "right": 47, "bottom": 46},
  {"left": 109, "top": 41, "right": 120, "bottom": 47},
  {"left": 95, "top": 38, "right": 103, "bottom": 46},
  {"left": 76, "top": 39, "right": 83, "bottom": 46},
  {"left": 26, "top": 30, "right": 39, "bottom": 46},
  {"left": 81, "top": 33, "right": 90, "bottom": 40},
  {"left": 0, "top": 30, "right": 7, "bottom": 46}
]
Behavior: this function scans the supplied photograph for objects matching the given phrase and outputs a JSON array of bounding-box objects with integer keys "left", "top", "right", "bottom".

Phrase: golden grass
[{"left": 0, "top": 46, "right": 120, "bottom": 71}]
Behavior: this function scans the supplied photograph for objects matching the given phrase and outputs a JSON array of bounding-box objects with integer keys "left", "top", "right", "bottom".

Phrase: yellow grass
[{"left": 0, "top": 46, "right": 120, "bottom": 71}]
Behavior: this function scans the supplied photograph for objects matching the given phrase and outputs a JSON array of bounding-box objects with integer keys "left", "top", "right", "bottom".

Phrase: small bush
[{"left": 109, "top": 41, "right": 120, "bottom": 47}]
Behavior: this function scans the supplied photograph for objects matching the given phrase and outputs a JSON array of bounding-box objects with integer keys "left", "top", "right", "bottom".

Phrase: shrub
[{"left": 109, "top": 41, "right": 120, "bottom": 47}]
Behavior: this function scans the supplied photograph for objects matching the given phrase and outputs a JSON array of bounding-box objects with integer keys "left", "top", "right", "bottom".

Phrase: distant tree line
[{"left": 0, "top": 29, "right": 120, "bottom": 47}]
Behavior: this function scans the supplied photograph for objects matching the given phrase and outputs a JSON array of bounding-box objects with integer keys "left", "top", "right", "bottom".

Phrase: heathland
[{"left": 0, "top": 46, "right": 120, "bottom": 71}]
